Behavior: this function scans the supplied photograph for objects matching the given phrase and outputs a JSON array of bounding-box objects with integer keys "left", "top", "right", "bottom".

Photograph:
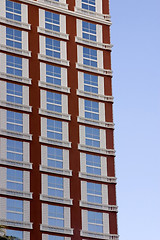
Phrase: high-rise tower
[{"left": 0, "top": 0, "right": 118, "bottom": 239}]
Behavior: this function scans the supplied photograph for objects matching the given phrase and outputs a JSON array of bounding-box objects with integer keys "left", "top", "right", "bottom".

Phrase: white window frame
[
  {"left": 0, "top": 0, "right": 31, "bottom": 30},
  {"left": 0, "top": 167, "right": 32, "bottom": 199},
  {"left": 38, "top": 36, "right": 69, "bottom": 67},
  {"left": 38, "top": 9, "right": 69, "bottom": 40},
  {"left": 41, "top": 204, "right": 73, "bottom": 235},
  {"left": 38, "top": 0, "right": 68, "bottom": 10},
  {"left": 39, "top": 117, "right": 71, "bottom": 148}
]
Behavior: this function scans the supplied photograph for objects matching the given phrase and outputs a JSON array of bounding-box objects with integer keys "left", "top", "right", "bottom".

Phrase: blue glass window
[
  {"left": 88, "top": 211, "right": 103, "bottom": 233},
  {"left": 48, "top": 205, "right": 64, "bottom": 227},
  {"left": 82, "top": 21, "right": 96, "bottom": 41},
  {"left": 7, "top": 198, "right": 23, "bottom": 222},
  {"left": 6, "top": 0, "right": 21, "bottom": 22},
  {"left": 7, "top": 168, "right": 23, "bottom": 191},
  {"left": 47, "top": 91, "right": 62, "bottom": 113},
  {"left": 82, "top": 0, "right": 96, "bottom": 12},
  {"left": 45, "top": 11, "right": 60, "bottom": 32},
  {"left": 6, "top": 54, "right": 22, "bottom": 76},
  {"left": 46, "top": 38, "right": 60, "bottom": 59},
  {"left": 46, "top": 64, "right": 61, "bottom": 85},
  {"left": 86, "top": 154, "right": 101, "bottom": 175},
  {"left": 7, "top": 110, "right": 23, "bottom": 132},
  {"left": 85, "top": 126, "right": 100, "bottom": 147},
  {"left": 47, "top": 147, "right": 63, "bottom": 169},
  {"left": 84, "top": 99, "right": 99, "bottom": 120},
  {"left": 47, "top": 119, "right": 62, "bottom": 140},
  {"left": 48, "top": 235, "right": 64, "bottom": 240},
  {"left": 6, "top": 27, "right": 22, "bottom": 49},
  {"left": 6, "top": 229, "right": 23, "bottom": 240},
  {"left": 7, "top": 139, "right": 23, "bottom": 161},
  {"left": 84, "top": 73, "right": 98, "bottom": 94},
  {"left": 48, "top": 175, "right": 63, "bottom": 198},
  {"left": 83, "top": 47, "right": 97, "bottom": 67},
  {"left": 7, "top": 82, "right": 22, "bottom": 104},
  {"left": 87, "top": 182, "right": 102, "bottom": 204}
]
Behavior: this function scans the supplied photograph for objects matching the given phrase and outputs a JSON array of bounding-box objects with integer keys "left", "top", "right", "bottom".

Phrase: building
[{"left": 0, "top": 0, "right": 118, "bottom": 240}]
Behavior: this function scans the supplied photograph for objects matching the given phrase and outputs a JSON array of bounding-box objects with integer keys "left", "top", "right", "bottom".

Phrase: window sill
[
  {"left": 39, "top": 136, "right": 71, "bottom": 148},
  {"left": 81, "top": 231, "right": 119, "bottom": 240},
  {"left": 75, "top": 37, "right": 112, "bottom": 50},
  {"left": 80, "top": 201, "right": 118, "bottom": 212},
  {"left": 0, "top": 158, "right": 32, "bottom": 169},
  {"left": 40, "top": 194, "right": 73, "bottom": 205},
  {"left": 77, "top": 116, "right": 114, "bottom": 129},
  {"left": 79, "top": 172, "right": 116, "bottom": 184},
  {"left": 76, "top": 89, "right": 113, "bottom": 102},
  {"left": 0, "top": 17, "right": 31, "bottom": 30},
  {"left": 0, "top": 129, "right": 32, "bottom": 141},
  {"left": 0, "top": 44, "right": 31, "bottom": 57},
  {"left": 0, "top": 72, "right": 31, "bottom": 85},
  {"left": 78, "top": 144, "right": 115, "bottom": 156},
  {"left": 38, "top": 27, "right": 69, "bottom": 40},
  {"left": 0, "top": 188, "right": 33, "bottom": 199},
  {"left": 40, "top": 224, "right": 73, "bottom": 235},
  {"left": 38, "top": 0, "right": 68, "bottom": 9},
  {"left": 39, "top": 108, "right": 71, "bottom": 121},
  {"left": 76, "top": 63, "right": 112, "bottom": 76},
  {"left": 38, "top": 54, "right": 70, "bottom": 67},
  {"left": 0, "top": 100, "right": 32, "bottom": 112},
  {"left": 40, "top": 165, "right": 72, "bottom": 177},
  {"left": 0, "top": 219, "right": 33, "bottom": 229},
  {"left": 39, "top": 81, "right": 70, "bottom": 94}
]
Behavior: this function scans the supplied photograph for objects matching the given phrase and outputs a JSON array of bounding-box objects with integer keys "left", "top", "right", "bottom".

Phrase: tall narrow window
[
  {"left": 48, "top": 205, "right": 64, "bottom": 227},
  {"left": 87, "top": 182, "right": 102, "bottom": 204},
  {"left": 47, "top": 91, "right": 62, "bottom": 113},
  {"left": 7, "top": 139, "right": 23, "bottom": 161},
  {"left": 45, "top": 11, "right": 60, "bottom": 32},
  {"left": 6, "top": 27, "right": 22, "bottom": 49},
  {"left": 84, "top": 99, "right": 99, "bottom": 120},
  {"left": 6, "top": 55, "right": 22, "bottom": 76},
  {"left": 85, "top": 126, "right": 100, "bottom": 147},
  {"left": 82, "top": 21, "right": 96, "bottom": 41},
  {"left": 7, "top": 168, "right": 23, "bottom": 191},
  {"left": 7, "top": 198, "right": 23, "bottom": 222},
  {"left": 46, "top": 38, "right": 60, "bottom": 59},
  {"left": 6, "top": 0, "right": 21, "bottom": 22},
  {"left": 47, "top": 119, "right": 62, "bottom": 140},
  {"left": 84, "top": 73, "right": 98, "bottom": 94},
  {"left": 83, "top": 47, "right": 97, "bottom": 67},
  {"left": 7, "top": 110, "right": 23, "bottom": 133},
  {"left": 82, "top": 0, "right": 96, "bottom": 12},
  {"left": 47, "top": 146, "right": 63, "bottom": 169},
  {"left": 86, "top": 154, "right": 101, "bottom": 175},
  {"left": 88, "top": 211, "right": 103, "bottom": 233},
  {"left": 6, "top": 82, "right": 23, "bottom": 104},
  {"left": 48, "top": 175, "right": 63, "bottom": 198},
  {"left": 46, "top": 64, "right": 61, "bottom": 85}
]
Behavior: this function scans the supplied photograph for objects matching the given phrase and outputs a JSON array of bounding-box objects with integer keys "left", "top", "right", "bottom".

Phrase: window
[
  {"left": 86, "top": 154, "right": 101, "bottom": 175},
  {"left": 83, "top": 47, "right": 97, "bottom": 67},
  {"left": 48, "top": 205, "right": 64, "bottom": 227},
  {"left": 6, "top": 82, "right": 22, "bottom": 104},
  {"left": 6, "top": 54, "right": 22, "bottom": 76},
  {"left": 6, "top": 27, "right": 22, "bottom": 49},
  {"left": 7, "top": 139, "right": 23, "bottom": 161},
  {"left": 7, "top": 198, "right": 23, "bottom": 221},
  {"left": 47, "top": 146, "right": 63, "bottom": 169},
  {"left": 7, "top": 110, "right": 23, "bottom": 132},
  {"left": 84, "top": 99, "right": 99, "bottom": 120},
  {"left": 47, "top": 91, "right": 62, "bottom": 113},
  {"left": 46, "top": 38, "right": 60, "bottom": 59},
  {"left": 7, "top": 168, "right": 23, "bottom": 191},
  {"left": 48, "top": 175, "right": 63, "bottom": 197},
  {"left": 84, "top": 73, "right": 98, "bottom": 94},
  {"left": 82, "top": 21, "right": 96, "bottom": 41},
  {"left": 82, "top": 0, "right": 96, "bottom": 12},
  {"left": 45, "top": 11, "right": 60, "bottom": 32},
  {"left": 6, "top": 0, "right": 21, "bottom": 22},
  {"left": 87, "top": 182, "right": 102, "bottom": 204},
  {"left": 85, "top": 126, "right": 100, "bottom": 147},
  {"left": 48, "top": 236, "right": 64, "bottom": 240},
  {"left": 47, "top": 119, "right": 62, "bottom": 140},
  {"left": 46, "top": 64, "right": 61, "bottom": 85},
  {"left": 88, "top": 210, "right": 103, "bottom": 233},
  {"left": 6, "top": 229, "right": 23, "bottom": 240}
]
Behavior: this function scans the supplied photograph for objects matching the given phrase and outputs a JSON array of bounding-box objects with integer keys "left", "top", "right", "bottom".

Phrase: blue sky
[{"left": 110, "top": 1, "right": 160, "bottom": 239}]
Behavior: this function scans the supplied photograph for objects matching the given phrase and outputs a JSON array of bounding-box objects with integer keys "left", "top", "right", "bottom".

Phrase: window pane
[
  {"left": 7, "top": 198, "right": 23, "bottom": 222},
  {"left": 82, "top": 21, "right": 96, "bottom": 41},
  {"left": 6, "top": 27, "right": 22, "bottom": 49},
  {"left": 83, "top": 47, "right": 97, "bottom": 67},
  {"left": 47, "top": 119, "right": 62, "bottom": 140},
  {"left": 6, "top": 0, "right": 21, "bottom": 22},
  {"left": 47, "top": 91, "right": 62, "bottom": 113},
  {"left": 7, "top": 139, "right": 23, "bottom": 161},
  {"left": 84, "top": 73, "right": 98, "bottom": 94},
  {"left": 7, "top": 168, "right": 23, "bottom": 191},
  {"left": 46, "top": 38, "right": 60, "bottom": 59},
  {"left": 82, "top": 0, "right": 96, "bottom": 12},
  {"left": 48, "top": 205, "right": 64, "bottom": 227},
  {"left": 6, "top": 229, "right": 23, "bottom": 240},
  {"left": 84, "top": 99, "right": 99, "bottom": 120},
  {"left": 48, "top": 175, "right": 63, "bottom": 197},
  {"left": 7, "top": 82, "right": 23, "bottom": 104},
  {"left": 45, "top": 11, "right": 60, "bottom": 32},
  {"left": 88, "top": 211, "right": 103, "bottom": 233},
  {"left": 6, "top": 55, "right": 22, "bottom": 77},
  {"left": 7, "top": 110, "right": 23, "bottom": 133},
  {"left": 87, "top": 182, "right": 102, "bottom": 204},
  {"left": 47, "top": 147, "right": 63, "bottom": 169},
  {"left": 86, "top": 154, "right": 101, "bottom": 175},
  {"left": 46, "top": 64, "right": 61, "bottom": 85},
  {"left": 85, "top": 126, "right": 100, "bottom": 147}
]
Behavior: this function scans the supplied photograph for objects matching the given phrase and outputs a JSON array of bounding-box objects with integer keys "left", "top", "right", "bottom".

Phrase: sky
[{"left": 110, "top": 1, "right": 160, "bottom": 240}]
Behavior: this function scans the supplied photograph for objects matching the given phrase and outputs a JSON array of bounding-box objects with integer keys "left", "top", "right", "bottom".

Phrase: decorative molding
[
  {"left": 40, "top": 194, "right": 73, "bottom": 205},
  {"left": 0, "top": 188, "right": 33, "bottom": 199},
  {"left": 39, "top": 81, "right": 70, "bottom": 94},
  {"left": 0, "top": 17, "right": 31, "bottom": 30},
  {"left": 74, "top": 7, "right": 111, "bottom": 21},
  {"left": 38, "top": 27, "right": 69, "bottom": 40},
  {"left": 38, "top": 54, "right": 70, "bottom": 67},
  {"left": 76, "top": 63, "right": 113, "bottom": 76},
  {"left": 75, "top": 37, "right": 113, "bottom": 50},
  {"left": 78, "top": 144, "right": 115, "bottom": 156},
  {"left": 39, "top": 136, "right": 71, "bottom": 148},
  {"left": 38, "top": 0, "right": 68, "bottom": 9},
  {"left": 0, "top": 100, "right": 32, "bottom": 112},
  {"left": 0, "top": 158, "right": 32, "bottom": 169},
  {"left": 0, "top": 129, "right": 32, "bottom": 141},
  {"left": 81, "top": 231, "right": 119, "bottom": 240},
  {"left": 0, "top": 44, "right": 31, "bottom": 57},
  {"left": 40, "top": 224, "right": 73, "bottom": 235},
  {"left": 80, "top": 201, "right": 118, "bottom": 212},
  {"left": 40, "top": 165, "right": 72, "bottom": 177},
  {"left": 79, "top": 172, "right": 117, "bottom": 184},
  {"left": 0, "top": 72, "right": 31, "bottom": 85},
  {"left": 39, "top": 108, "right": 71, "bottom": 121},
  {"left": 0, "top": 219, "right": 33, "bottom": 229},
  {"left": 77, "top": 116, "right": 114, "bottom": 129},
  {"left": 76, "top": 89, "right": 113, "bottom": 102}
]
